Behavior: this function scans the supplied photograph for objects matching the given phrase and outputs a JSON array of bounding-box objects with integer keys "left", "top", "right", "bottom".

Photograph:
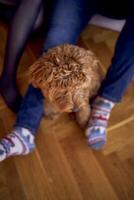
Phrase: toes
[{"left": 87, "top": 139, "right": 106, "bottom": 150}]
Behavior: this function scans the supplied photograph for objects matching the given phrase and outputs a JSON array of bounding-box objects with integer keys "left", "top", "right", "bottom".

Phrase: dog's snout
[{"left": 72, "top": 107, "right": 79, "bottom": 112}]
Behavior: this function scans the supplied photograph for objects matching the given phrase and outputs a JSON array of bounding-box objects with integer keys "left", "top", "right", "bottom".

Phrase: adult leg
[
  {"left": 0, "top": 0, "right": 42, "bottom": 113},
  {"left": 86, "top": 9, "right": 134, "bottom": 150}
]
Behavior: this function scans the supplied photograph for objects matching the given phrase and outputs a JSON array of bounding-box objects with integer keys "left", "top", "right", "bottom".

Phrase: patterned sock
[
  {"left": 85, "top": 96, "right": 115, "bottom": 150},
  {"left": 0, "top": 127, "right": 35, "bottom": 161}
]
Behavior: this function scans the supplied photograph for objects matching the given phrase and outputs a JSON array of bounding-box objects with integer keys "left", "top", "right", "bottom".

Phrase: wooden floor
[{"left": 0, "top": 24, "right": 134, "bottom": 200}]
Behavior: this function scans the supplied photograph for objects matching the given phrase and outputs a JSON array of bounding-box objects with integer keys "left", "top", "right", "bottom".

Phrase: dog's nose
[{"left": 72, "top": 107, "right": 79, "bottom": 112}]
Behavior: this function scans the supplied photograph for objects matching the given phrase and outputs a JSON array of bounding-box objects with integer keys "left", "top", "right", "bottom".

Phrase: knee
[
  {"left": 44, "top": 23, "right": 82, "bottom": 50},
  {"left": 44, "top": 28, "right": 78, "bottom": 51}
]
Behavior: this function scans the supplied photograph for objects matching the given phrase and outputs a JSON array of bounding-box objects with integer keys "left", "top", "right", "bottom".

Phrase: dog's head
[
  {"left": 29, "top": 44, "right": 101, "bottom": 119},
  {"left": 41, "top": 86, "right": 91, "bottom": 119}
]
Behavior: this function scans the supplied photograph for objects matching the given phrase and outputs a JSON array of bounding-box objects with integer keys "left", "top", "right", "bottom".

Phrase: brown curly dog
[{"left": 29, "top": 44, "right": 102, "bottom": 127}]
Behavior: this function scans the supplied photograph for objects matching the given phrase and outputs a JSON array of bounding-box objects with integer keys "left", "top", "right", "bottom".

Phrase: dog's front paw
[{"left": 75, "top": 105, "right": 91, "bottom": 128}]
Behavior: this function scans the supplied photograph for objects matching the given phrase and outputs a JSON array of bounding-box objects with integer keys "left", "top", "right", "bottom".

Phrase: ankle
[
  {"left": 92, "top": 96, "right": 115, "bottom": 110},
  {"left": 13, "top": 127, "right": 35, "bottom": 152},
  {"left": 88, "top": 96, "right": 115, "bottom": 128}
]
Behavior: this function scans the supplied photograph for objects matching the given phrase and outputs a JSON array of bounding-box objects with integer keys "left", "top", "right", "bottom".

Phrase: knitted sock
[
  {"left": 85, "top": 96, "right": 115, "bottom": 150},
  {"left": 0, "top": 127, "right": 35, "bottom": 161}
]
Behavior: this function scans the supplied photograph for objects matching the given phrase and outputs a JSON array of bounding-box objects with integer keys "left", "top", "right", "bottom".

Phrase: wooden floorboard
[{"left": 0, "top": 23, "right": 134, "bottom": 200}]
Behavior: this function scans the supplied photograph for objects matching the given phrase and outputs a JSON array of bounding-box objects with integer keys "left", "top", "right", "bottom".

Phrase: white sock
[{"left": 0, "top": 127, "right": 35, "bottom": 162}]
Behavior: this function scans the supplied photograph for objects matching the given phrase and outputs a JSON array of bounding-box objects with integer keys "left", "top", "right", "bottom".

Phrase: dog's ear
[
  {"left": 29, "top": 55, "right": 52, "bottom": 89},
  {"left": 86, "top": 59, "right": 103, "bottom": 98},
  {"left": 29, "top": 58, "right": 44, "bottom": 88},
  {"left": 73, "top": 88, "right": 90, "bottom": 109}
]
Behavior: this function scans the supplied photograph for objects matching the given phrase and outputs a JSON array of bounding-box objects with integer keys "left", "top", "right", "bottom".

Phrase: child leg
[
  {"left": 0, "top": 0, "right": 96, "bottom": 161},
  {"left": 86, "top": 10, "right": 134, "bottom": 150},
  {"left": 0, "top": 85, "right": 44, "bottom": 161},
  {"left": 43, "top": 0, "right": 95, "bottom": 50}
]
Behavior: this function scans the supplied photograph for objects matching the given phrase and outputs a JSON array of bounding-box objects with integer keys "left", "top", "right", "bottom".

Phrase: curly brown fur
[{"left": 29, "top": 44, "right": 102, "bottom": 127}]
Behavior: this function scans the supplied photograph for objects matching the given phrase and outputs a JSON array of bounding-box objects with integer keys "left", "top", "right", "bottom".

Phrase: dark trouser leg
[
  {"left": 86, "top": 5, "right": 134, "bottom": 150},
  {"left": 43, "top": 0, "right": 95, "bottom": 50},
  {"left": 99, "top": 10, "right": 134, "bottom": 102},
  {"left": 0, "top": 0, "right": 42, "bottom": 112},
  {"left": 15, "top": 0, "right": 96, "bottom": 135},
  {"left": 14, "top": 85, "right": 44, "bottom": 134}
]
